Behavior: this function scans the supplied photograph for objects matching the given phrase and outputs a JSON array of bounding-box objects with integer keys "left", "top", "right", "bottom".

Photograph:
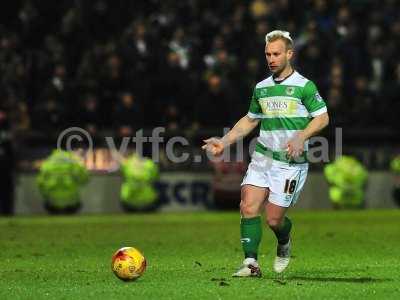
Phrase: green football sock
[
  {"left": 272, "top": 216, "right": 292, "bottom": 245},
  {"left": 240, "top": 216, "right": 262, "bottom": 259}
]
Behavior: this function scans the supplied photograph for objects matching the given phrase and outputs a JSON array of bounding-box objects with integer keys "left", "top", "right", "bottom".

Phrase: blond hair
[{"left": 265, "top": 30, "right": 294, "bottom": 50}]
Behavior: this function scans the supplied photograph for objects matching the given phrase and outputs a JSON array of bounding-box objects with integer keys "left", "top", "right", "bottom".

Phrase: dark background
[{"left": 1, "top": 0, "right": 399, "bottom": 132}]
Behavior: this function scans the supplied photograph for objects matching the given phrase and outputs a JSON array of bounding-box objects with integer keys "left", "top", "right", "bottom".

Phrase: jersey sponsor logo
[
  {"left": 240, "top": 238, "right": 251, "bottom": 243},
  {"left": 259, "top": 98, "right": 297, "bottom": 116},
  {"left": 267, "top": 101, "right": 288, "bottom": 110}
]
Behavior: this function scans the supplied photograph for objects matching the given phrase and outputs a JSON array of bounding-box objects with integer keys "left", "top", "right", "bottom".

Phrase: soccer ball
[{"left": 111, "top": 247, "right": 146, "bottom": 281}]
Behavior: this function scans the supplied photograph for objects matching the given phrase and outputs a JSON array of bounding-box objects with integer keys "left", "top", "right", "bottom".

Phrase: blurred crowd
[{"left": 1, "top": 0, "right": 400, "bottom": 138}]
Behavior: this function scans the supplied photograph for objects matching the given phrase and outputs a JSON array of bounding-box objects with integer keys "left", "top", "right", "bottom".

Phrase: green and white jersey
[{"left": 247, "top": 71, "right": 327, "bottom": 164}]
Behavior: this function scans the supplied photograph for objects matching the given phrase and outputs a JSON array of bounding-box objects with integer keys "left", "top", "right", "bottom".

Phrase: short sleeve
[
  {"left": 247, "top": 87, "right": 262, "bottom": 119},
  {"left": 303, "top": 81, "right": 328, "bottom": 117}
]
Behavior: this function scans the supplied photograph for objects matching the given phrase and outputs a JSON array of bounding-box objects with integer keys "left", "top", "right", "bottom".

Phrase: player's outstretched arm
[{"left": 202, "top": 115, "right": 260, "bottom": 156}]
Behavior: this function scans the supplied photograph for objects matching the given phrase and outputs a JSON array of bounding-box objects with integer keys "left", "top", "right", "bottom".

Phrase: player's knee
[
  {"left": 267, "top": 217, "right": 283, "bottom": 229},
  {"left": 240, "top": 199, "right": 258, "bottom": 217}
]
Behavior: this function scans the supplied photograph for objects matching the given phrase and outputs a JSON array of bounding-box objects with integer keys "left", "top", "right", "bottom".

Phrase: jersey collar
[{"left": 272, "top": 69, "right": 295, "bottom": 84}]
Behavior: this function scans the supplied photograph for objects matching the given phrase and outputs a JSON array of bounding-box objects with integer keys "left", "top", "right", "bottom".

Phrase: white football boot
[
  {"left": 273, "top": 239, "right": 291, "bottom": 273},
  {"left": 232, "top": 257, "right": 262, "bottom": 277}
]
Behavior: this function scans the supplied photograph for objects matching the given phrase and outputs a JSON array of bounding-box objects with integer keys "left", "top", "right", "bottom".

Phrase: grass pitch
[{"left": 0, "top": 210, "right": 399, "bottom": 299}]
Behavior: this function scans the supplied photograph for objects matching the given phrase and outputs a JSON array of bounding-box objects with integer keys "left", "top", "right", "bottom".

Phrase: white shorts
[{"left": 241, "top": 152, "right": 309, "bottom": 207}]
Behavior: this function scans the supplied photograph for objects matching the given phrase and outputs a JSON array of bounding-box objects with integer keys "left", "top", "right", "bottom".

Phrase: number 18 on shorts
[{"left": 241, "top": 154, "right": 308, "bottom": 207}]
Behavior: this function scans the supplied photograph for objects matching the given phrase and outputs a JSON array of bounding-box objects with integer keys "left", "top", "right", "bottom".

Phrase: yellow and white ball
[{"left": 111, "top": 247, "right": 146, "bottom": 281}]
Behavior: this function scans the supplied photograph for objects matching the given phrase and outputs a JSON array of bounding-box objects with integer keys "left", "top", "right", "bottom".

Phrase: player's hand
[
  {"left": 286, "top": 135, "right": 305, "bottom": 159},
  {"left": 201, "top": 137, "right": 224, "bottom": 156}
]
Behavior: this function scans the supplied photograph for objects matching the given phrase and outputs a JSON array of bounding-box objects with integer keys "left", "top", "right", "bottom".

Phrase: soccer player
[{"left": 202, "top": 30, "right": 329, "bottom": 277}]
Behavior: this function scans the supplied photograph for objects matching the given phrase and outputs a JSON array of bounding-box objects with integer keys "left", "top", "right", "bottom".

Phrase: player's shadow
[{"left": 286, "top": 276, "right": 392, "bottom": 283}]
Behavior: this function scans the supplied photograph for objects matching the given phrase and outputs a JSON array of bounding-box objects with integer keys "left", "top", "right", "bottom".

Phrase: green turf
[{"left": 0, "top": 210, "right": 399, "bottom": 299}]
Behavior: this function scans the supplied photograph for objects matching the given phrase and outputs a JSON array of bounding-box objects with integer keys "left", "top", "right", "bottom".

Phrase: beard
[{"left": 270, "top": 61, "right": 288, "bottom": 76}]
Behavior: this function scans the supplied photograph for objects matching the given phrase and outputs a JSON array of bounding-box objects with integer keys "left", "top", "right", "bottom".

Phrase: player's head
[{"left": 265, "top": 30, "right": 294, "bottom": 75}]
